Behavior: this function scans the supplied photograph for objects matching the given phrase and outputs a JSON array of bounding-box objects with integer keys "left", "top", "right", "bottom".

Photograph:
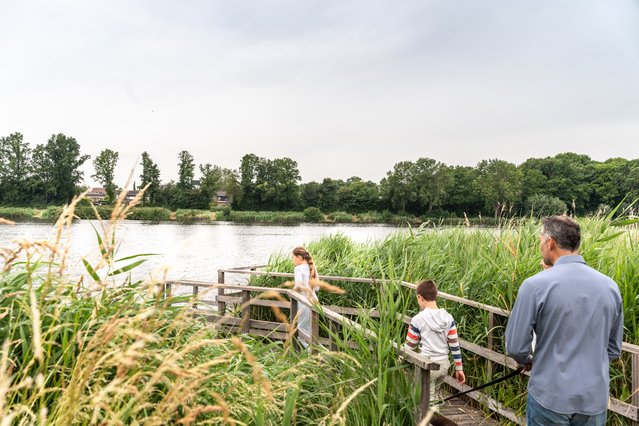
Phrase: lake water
[{"left": 0, "top": 221, "right": 403, "bottom": 284}]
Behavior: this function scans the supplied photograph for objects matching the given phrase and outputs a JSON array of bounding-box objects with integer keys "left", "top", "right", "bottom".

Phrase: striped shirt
[{"left": 406, "top": 308, "right": 463, "bottom": 371}]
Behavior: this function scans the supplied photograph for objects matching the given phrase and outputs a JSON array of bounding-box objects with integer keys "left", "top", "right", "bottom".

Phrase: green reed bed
[
  {"left": 253, "top": 215, "right": 638, "bottom": 424},
  {"left": 0, "top": 200, "right": 394, "bottom": 425},
  {"left": 175, "top": 209, "right": 213, "bottom": 221},
  {"left": 0, "top": 206, "right": 35, "bottom": 221},
  {"left": 225, "top": 210, "right": 306, "bottom": 224}
]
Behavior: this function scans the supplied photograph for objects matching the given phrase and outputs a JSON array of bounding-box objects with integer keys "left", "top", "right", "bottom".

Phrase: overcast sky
[{"left": 1, "top": 0, "right": 639, "bottom": 188}]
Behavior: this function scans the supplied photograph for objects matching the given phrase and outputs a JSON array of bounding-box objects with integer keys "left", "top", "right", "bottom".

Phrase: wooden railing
[
  {"left": 162, "top": 279, "right": 440, "bottom": 423},
  {"left": 163, "top": 265, "right": 639, "bottom": 425}
]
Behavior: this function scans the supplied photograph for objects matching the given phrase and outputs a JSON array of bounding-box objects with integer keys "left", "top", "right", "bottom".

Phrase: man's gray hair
[{"left": 541, "top": 216, "right": 581, "bottom": 251}]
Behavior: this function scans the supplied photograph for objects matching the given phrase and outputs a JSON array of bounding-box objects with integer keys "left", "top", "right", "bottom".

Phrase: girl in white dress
[{"left": 291, "top": 246, "right": 318, "bottom": 347}]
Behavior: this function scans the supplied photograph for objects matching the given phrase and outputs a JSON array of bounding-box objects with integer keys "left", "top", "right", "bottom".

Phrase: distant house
[
  {"left": 216, "top": 191, "right": 230, "bottom": 206},
  {"left": 192, "top": 179, "right": 201, "bottom": 189},
  {"left": 114, "top": 189, "right": 140, "bottom": 204},
  {"left": 87, "top": 188, "right": 107, "bottom": 205}
]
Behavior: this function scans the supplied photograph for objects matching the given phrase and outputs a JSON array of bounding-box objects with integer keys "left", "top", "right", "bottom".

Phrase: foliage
[
  {"left": 526, "top": 194, "right": 567, "bottom": 217},
  {"left": 0, "top": 206, "right": 34, "bottom": 221},
  {"left": 0, "top": 202, "right": 373, "bottom": 425},
  {"left": 175, "top": 209, "right": 212, "bottom": 221},
  {"left": 327, "top": 211, "right": 353, "bottom": 223},
  {"left": 303, "top": 207, "right": 324, "bottom": 222},
  {"left": 238, "top": 154, "right": 301, "bottom": 210},
  {"left": 139, "top": 151, "right": 161, "bottom": 205},
  {"left": 0, "top": 132, "right": 32, "bottom": 205},
  {"left": 177, "top": 150, "right": 195, "bottom": 191},
  {"left": 256, "top": 215, "right": 638, "bottom": 424},
  {"left": 126, "top": 207, "right": 171, "bottom": 221},
  {"left": 92, "top": 148, "right": 119, "bottom": 203}
]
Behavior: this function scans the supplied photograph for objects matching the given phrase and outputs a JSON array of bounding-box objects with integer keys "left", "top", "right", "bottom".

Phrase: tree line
[{"left": 1, "top": 132, "right": 638, "bottom": 217}]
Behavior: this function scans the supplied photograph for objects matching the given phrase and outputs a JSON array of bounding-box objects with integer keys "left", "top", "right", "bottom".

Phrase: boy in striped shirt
[{"left": 405, "top": 280, "right": 465, "bottom": 407}]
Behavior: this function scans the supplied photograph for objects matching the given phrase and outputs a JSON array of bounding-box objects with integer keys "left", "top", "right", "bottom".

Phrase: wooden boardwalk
[{"left": 438, "top": 396, "right": 500, "bottom": 425}]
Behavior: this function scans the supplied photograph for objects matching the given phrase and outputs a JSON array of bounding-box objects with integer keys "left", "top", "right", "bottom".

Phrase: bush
[
  {"left": 0, "top": 207, "right": 34, "bottom": 221},
  {"left": 41, "top": 206, "right": 64, "bottom": 221},
  {"left": 328, "top": 211, "right": 353, "bottom": 223},
  {"left": 127, "top": 207, "right": 171, "bottom": 221},
  {"left": 176, "top": 209, "right": 211, "bottom": 221},
  {"left": 74, "top": 205, "right": 114, "bottom": 219},
  {"left": 355, "top": 211, "right": 384, "bottom": 223},
  {"left": 303, "top": 207, "right": 324, "bottom": 223},
  {"left": 526, "top": 194, "right": 567, "bottom": 217}
]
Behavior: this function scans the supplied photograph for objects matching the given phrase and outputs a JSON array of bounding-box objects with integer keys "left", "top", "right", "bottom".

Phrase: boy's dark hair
[
  {"left": 541, "top": 215, "right": 581, "bottom": 251},
  {"left": 416, "top": 280, "right": 438, "bottom": 301}
]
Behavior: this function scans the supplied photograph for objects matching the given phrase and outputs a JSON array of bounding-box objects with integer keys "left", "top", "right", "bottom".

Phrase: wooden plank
[
  {"left": 216, "top": 296, "right": 290, "bottom": 309},
  {"left": 241, "top": 290, "right": 250, "bottom": 333},
  {"left": 459, "top": 339, "right": 521, "bottom": 372},
  {"left": 634, "top": 353, "right": 639, "bottom": 424},
  {"left": 443, "top": 376, "right": 524, "bottom": 425},
  {"left": 608, "top": 397, "right": 638, "bottom": 422},
  {"left": 626, "top": 342, "right": 639, "bottom": 356},
  {"left": 486, "top": 312, "right": 495, "bottom": 381}
]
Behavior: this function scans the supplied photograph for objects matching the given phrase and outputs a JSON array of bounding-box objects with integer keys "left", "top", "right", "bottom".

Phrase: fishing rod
[{"left": 438, "top": 367, "right": 524, "bottom": 403}]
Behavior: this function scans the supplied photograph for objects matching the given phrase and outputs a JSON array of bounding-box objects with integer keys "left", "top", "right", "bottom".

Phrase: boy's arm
[
  {"left": 405, "top": 322, "right": 420, "bottom": 351},
  {"left": 447, "top": 320, "right": 463, "bottom": 371}
]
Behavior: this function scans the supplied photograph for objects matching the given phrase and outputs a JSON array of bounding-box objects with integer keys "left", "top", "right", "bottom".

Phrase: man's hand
[
  {"left": 455, "top": 370, "right": 466, "bottom": 385},
  {"left": 522, "top": 362, "right": 532, "bottom": 373}
]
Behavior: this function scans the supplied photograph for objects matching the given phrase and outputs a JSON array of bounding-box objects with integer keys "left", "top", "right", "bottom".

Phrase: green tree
[
  {"left": 380, "top": 161, "right": 416, "bottom": 213},
  {"left": 0, "top": 133, "right": 32, "bottom": 205},
  {"left": 92, "top": 149, "right": 119, "bottom": 203},
  {"left": 38, "top": 134, "right": 90, "bottom": 204},
  {"left": 139, "top": 152, "right": 161, "bottom": 206},
  {"left": 526, "top": 194, "right": 567, "bottom": 217},
  {"left": 220, "top": 168, "right": 242, "bottom": 208},
  {"left": 318, "top": 178, "right": 344, "bottom": 212},
  {"left": 300, "top": 181, "right": 321, "bottom": 208},
  {"left": 177, "top": 151, "right": 195, "bottom": 191},
  {"left": 540, "top": 153, "right": 595, "bottom": 214},
  {"left": 413, "top": 158, "right": 453, "bottom": 212},
  {"left": 336, "top": 177, "right": 380, "bottom": 213},
  {"left": 445, "top": 166, "right": 482, "bottom": 216},
  {"left": 474, "top": 159, "right": 523, "bottom": 217},
  {"left": 199, "top": 163, "right": 224, "bottom": 204},
  {"left": 238, "top": 153, "right": 263, "bottom": 210},
  {"left": 592, "top": 158, "right": 629, "bottom": 209}
]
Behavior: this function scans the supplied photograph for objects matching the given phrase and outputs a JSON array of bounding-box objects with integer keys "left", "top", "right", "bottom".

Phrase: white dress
[{"left": 294, "top": 263, "right": 318, "bottom": 346}]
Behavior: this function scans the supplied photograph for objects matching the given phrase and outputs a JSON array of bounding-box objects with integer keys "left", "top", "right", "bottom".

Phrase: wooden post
[
  {"left": 165, "top": 282, "right": 172, "bottom": 298},
  {"left": 486, "top": 312, "right": 495, "bottom": 381},
  {"left": 241, "top": 290, "right": 251, "bottom": 334},
  {"left": 309, "top": 306, "right": 319, "bottom": 354},
  {"left": 633, "top": 353, "right": 639, "bottom": 426},
  {"left": 217, "top": 271, "right": 226, "bottom": 314},
  {"left": 414, "top": 365, "right": 431, "bottom": 421},
  {"left": 329, "top": 320, "right": 339, "bottom": 351},
  {"left": 289, "top": 296, "right": 299, "bottom": 351},
  {"left": 192, "top": 284, "right": 199, "bottom": 310}
]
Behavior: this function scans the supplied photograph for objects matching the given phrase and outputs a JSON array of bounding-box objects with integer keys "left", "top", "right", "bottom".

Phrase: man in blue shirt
[{"left": 506, "top": 216, "right": 624, "bottom": 425}]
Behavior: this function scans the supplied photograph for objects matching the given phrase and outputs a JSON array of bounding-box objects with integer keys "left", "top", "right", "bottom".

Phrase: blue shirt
[{"left": 505, "top": 255, "right": 624, "bottom": 415}]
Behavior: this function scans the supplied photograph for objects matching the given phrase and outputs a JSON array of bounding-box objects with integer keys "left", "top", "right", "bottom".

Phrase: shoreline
[{"left": 0, "top": 205, "right": 503, "bottom": 227}]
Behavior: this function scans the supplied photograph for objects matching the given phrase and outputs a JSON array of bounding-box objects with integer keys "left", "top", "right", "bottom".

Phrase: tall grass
[
  {"left": 0, "top": 206, "right": 35, "bottom": 221},
  {"left": 0, "top": 195, "right": 380, "bottom": 425},
  {"left": 255, "top": 216, "right": 639, "bottom": 424}
]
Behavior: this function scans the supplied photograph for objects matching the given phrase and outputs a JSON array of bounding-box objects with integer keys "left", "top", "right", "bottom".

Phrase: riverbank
[{"left": 0, "top": 205, "right": 501, "bottom": 226}]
